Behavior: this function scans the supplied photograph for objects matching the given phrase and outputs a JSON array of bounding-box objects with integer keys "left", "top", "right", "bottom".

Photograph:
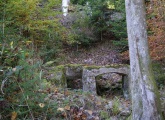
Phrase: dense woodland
[{"left": 0, "top": 0, "right": 165, "bottom": 120}]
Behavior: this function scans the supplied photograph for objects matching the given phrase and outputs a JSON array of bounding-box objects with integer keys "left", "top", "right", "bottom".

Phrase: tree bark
[
  {"left": 125, "top": 0, "right": 163, "bottom": 120},
  {"left": 62, "top": 0, "right": 69, "bottom": 16}
]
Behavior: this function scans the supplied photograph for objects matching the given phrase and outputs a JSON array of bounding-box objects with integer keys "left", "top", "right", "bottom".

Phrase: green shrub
[
  {"left": 152, "top": 62, "right": 165, "bottom": 88},
  {"left": 0, "top": 58, "right": 60, "bottom": 119},
  {"left": 108, "top": 0, "right": 128, "bottom": 51},
  {"left": 112, "top": 97, "right": 120, "bottom": 115}
]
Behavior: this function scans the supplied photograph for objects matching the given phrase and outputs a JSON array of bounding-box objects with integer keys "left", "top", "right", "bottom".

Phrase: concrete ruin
[{"left": 44, "top": 64, "right": 130, "bottom": 99}]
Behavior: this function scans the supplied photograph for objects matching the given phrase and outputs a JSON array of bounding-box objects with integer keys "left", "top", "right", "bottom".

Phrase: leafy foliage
[
  {"left": 69, "top": 0, "right": 109, "bottom": 42},
  {"left": 0, "top": 0, "right": 66, "bottom": 119},
  {"left": 0, "top": 61, "right": 59, "bottom": 119},
  {"left": 108, "top": 0, "right": 128, "bottom": 51},
  {"left": 70, "top": 0, "right": 128, "bottom": 49},
  {"left": 0, "top": 0, "right": 164, "bottom": 119},
  {"left": 152, "top": 62, "right": 165, "bottom": 88},
  {"left": 147, "top": 1, "right": 165, "bottom": 63},
  {"left": 121, "top": 0, "right": 165, "bottom": 64}
]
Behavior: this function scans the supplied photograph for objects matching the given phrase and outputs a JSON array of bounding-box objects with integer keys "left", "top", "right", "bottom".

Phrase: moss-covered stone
[
  {"left": 105, "top": 64, "right": 129, "bottom": 68},
  {"left": 84, "top": 65, "right": 101, "bottom": 70},
  {"left": 65, "top": 64, "right": 84, "bottom": 67},
  {"left": 43, "top": 61, "right": 56, "bottom": 67},
  {"left": 46, "top": 65, "right": 66, "bottom": 88},
  {"left": 46, "top": 64, "right": 84, "bottom": 88},
  {"left": 44, "top": 63, "right": 130, "bottom": 97},
  {"left": 65, "top": 64, "right": 83, "bottom": 80},
  {"left": 95, "top": 75, "right": 102, "bottom": 80}
]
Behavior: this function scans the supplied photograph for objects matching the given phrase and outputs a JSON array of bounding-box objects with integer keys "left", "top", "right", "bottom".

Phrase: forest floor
[
  {"left": 42, "top": 85, "right": 132, "bottom": 120},
  {"left": 42, "top": 39, "right": 133, "bottom": 119},
  {"left": 63, "top": 39, "right": 123, "bottom": 66},
  {"left": 1, "top": 39, "right": 164, "bottom": 120},
  {"left": 52, "top": 38, "right": 164, "bottom": 119}
]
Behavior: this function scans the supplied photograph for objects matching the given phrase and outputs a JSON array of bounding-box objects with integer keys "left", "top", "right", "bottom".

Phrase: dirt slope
[{"left": 64, "top": 40, "right": 123, "bottom": 66}]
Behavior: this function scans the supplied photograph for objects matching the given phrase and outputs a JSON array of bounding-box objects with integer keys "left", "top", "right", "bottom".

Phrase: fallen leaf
[
  {"left": 64, "top": 90, "right": 70, "bottom": 96},
  {"left": 57, "top": 108, "right": 65, "bottom": 112},
  {"left": 64, "top": 106, "right": 70, "bottom": 111},
  {"left": 39, "top": 103, "right": 45, "bottom": 108},
  {"left": 94, "top": 116, "right": 99, "bottom": 120},
  {"left": 62, "top": 112, "right": 67, "bottom": 117},
  {"left": 85, "top": 110, "right": 93, "bottom": 115},
  {"left": 49, "top": 86, "right": 58, "bottom": 93},
  {"left": 11, "top": 111, "right": 17, "bottom": 120},
  {"left": 96, "top": 101, "right": 101, "bottom": 105},
  {"left": 81, "top": 113, "right": 87, "bottom": 120}
]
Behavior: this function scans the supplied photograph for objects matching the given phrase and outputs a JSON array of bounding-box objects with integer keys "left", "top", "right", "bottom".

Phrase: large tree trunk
[{"left": 125, "top": 0, "right": 163, "bottom": 120}]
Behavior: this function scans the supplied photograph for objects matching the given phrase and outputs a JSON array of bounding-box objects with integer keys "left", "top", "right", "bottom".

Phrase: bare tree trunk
[
  {"left": 125, "top": 0, "right": 163, "bottom": 120},
  {"left": 62, "top": 0, "right": 69, "bottom": 16}
]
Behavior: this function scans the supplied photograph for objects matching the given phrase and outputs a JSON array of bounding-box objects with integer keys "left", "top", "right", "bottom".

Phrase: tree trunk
[
  {"left": 62, "top": 0, "right": 69, "bottom": 16},
  {"left": 125, "top": 0, "right": 163, "bottom": 120}
]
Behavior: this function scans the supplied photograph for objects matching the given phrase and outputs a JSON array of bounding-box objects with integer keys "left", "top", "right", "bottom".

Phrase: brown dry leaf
[
  {"left": 62, "top": 112, "right": 67, "bottom": 117},
  {"left": 64, "top": 90, "right": 70, "bottom": 96},
  {"left": 94, "top": 116, "right": 99, "bottom": 120},
  {"left": 81, "top": 113, "right": 87, "bottom": 120},
  {"left": 96, "top": 101, "right": 102, "bottom": 106},
  {"left": 11, "top": 111, "right": 17, "bottom": 120},
  {"left": 51, "top": 86, "right": 58, "bottom": 93},
  {"left": 64, "top": 105, "right": 70, "bottom": 111},
  {"left": 88, "top": 95, "right": 95, "bottom": 101},
  {"left": 85, "top": 110, "right": 93, "bottom": 115},
  {"left": 77, "top": 111, "right": 83, "bottom": 116}
]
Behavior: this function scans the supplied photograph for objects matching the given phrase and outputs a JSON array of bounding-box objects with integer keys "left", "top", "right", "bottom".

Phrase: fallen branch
[{"left": 1, "top": 77, "right": 8, "bottom": 94}]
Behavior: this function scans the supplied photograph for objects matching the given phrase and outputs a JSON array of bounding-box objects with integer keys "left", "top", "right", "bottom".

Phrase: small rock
[
  {"left": 49, "top": 95, "right": 57, "bottom": 99},
  {"left": 105, "top": 101, "right": 113, "bottom": 110},
  {"left": 120, "top": 109, "right": 131, "bottom": 116},
  {"left": 110, "top": 116, "right": 118, "bottom": 120},
  {"left": 44, "top": 97, "right": 49, "bottom": 101},
  {"left": 47, "top": 93, "right": 53, "bottom": 98}
]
